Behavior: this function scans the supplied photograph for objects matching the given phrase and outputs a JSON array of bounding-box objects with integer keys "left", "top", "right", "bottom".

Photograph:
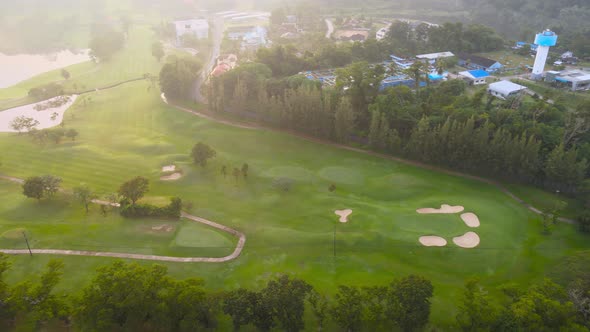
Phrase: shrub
[
  {"left": 329, "top": 184, "right": 336, "bottom": 192},
  {"left": 120, "top": 197, "right": 182, "bottom": 219}
]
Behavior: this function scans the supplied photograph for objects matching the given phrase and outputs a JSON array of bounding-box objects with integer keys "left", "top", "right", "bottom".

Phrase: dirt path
[
  {"left": 164, "top": 102, "right": 577, "bottom": 225},
  {"left": 0, "top": 176, "right": 246, "bottom": 262}
]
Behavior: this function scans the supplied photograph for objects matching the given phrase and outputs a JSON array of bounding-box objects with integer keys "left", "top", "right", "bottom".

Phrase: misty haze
[{"left": 0, "top": 0, "right": 589, "bottom": 331}]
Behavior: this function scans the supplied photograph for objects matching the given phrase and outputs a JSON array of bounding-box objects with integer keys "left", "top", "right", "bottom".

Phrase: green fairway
[
  {"left": 0, "top": 82, "right": 589, "bottom": 328},
  {"left": 0, "top": 181, "right": 235, "bottom": 258}
]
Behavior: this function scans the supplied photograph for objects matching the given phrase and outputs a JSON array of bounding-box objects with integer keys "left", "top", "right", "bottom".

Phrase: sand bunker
[
  {"left": 0, "top": 95, "right": 78, "bottom": 132},
  {"left": 160, "top": 173, "right": 182, "bottom": 181},
  {"left": 162, "top": 165, "right": 176, "bottom": 172},
  {"left": 151, "top": 224, "right": 174, "bottom": 232},
  {"left": 460, "top": 213, "right": 480, "bottom": 227},
  {"left": 416, "top": 204, "right": 464, "bottom": 214},
  {"left": 453, "top": 232, "right": 480, "bottom": 248},
  {"left": 419, "top": 236, "right": 447, "bottom": 247},
  {"left": 334, "top": 209, "right": 352, "bottom": 223}
]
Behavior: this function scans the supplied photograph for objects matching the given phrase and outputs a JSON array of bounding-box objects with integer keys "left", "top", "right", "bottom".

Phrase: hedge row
[{"left": 120, "top": 197, "right": 182, "bottom": 219}]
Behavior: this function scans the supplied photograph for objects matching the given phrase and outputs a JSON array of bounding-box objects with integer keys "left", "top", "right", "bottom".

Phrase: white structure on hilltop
[
  {"left": 174, "top": 19, "right": 209, "bottom": 46},
  {"left": 487, "top": 81, "right": 527, "bottom": 100},
  {"left": 376, "top": 27, "right": 388, "bottom": 40},
  {"left": 531, "top": 29, "right": 558, "bottom": 80}
]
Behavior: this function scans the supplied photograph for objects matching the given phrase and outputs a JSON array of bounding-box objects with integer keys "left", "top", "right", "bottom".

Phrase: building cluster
[
  {"left": 227, "top": 26, "right": 268, "bottom": 51},
  {"left": 211, "top": 54, "right": 238, "bottom": 77},
  {"left": 173, "top": 19, "right": 209, "bottom": 46}
]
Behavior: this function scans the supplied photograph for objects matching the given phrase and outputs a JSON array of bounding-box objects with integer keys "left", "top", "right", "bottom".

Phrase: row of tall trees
[
  {"left": 2, "top": 256, "right": 590, "bottom": 331},
  {"left": 385, "top": 21, "right": 504, "bottom": 56},
  {"left": 208, "top": 61, "right": 589, "bottom": 197}
]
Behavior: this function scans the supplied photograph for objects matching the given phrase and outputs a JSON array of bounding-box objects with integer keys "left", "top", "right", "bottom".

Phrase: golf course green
[
  {"left": 0, "top": 20, "right": 588, "bottom": 328},
  {"left": 1, "top": 78, "right": 589, "bottom": 327}
]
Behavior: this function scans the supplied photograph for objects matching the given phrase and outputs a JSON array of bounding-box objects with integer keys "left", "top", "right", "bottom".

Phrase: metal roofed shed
[
  {"left": 549, "top": 69, "right": 590, "bottom": 91},
  {"left": 416, "top": 52, "right": 454, "bottom": 64},
  {"left": 487, "top": 81, "right": 527, "bottom": 99},
  {"left": 458, "top": 70, "right": 489, "bottom": 85}
]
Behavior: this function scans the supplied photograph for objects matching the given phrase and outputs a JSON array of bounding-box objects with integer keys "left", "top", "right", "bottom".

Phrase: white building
[
  {"left": 376, "top": 27, "right": 389, "bottom": 40},
  {"left": 174, "top": 19, "right": 209, "bottom": 46},
  {"left": 458, "top": 70, "right": 489, "bottom": 85},
  {"left": 415, "top": 51, "right": 454, "bottom": 64},
  {"left": 487, "top": 81, "right": 527, "bottom": 99}
]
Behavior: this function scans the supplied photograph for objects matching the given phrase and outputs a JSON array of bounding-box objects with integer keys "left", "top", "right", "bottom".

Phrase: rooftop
[
  {"left": 416, "top": 52, "right": 454, "bottom": 60},
  {"left": 459, "top": 70, "right": 490, "bottom": 79},
  {"left": 457, "top": 52, "right": 499, "bottom": 68},
  {"left": 488, "top": 81, "right": 527, "bottom": 95},
  {"left": 556, "top": 69, "right": 590, "bottom": 83}
]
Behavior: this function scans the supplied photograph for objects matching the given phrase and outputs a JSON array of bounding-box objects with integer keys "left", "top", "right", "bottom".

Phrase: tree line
[
  {"left": 0, "top": 256, "right": 589, "bottom": 331},
  {"left": 207, "top": 61, "right": 589, "bottom": 207}
]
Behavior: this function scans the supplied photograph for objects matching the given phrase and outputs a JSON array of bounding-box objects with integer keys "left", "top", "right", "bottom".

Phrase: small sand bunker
[
  {"left": 417, "top": 204, "right": 464, "bottom": 214},
  {"left": 151, "top": 224, "right": 173, "bottom": 232},
  {"left": 419, "top": 236, "right": 447, "bottom": 247},
  {"left": 160, "top": 173, "right": 182, "bottom": 181},
  {"left": 460, "top": 213, "right": 480, "bottom": 228},
  {"left": 334, "top": 209, "right": 352, "bottom": 223},
  {"left": 162, "top": 165, "right": 176, "bottom": 172},
  {"left": 453, "top": 232, "right": 480, "bottom": 248}
]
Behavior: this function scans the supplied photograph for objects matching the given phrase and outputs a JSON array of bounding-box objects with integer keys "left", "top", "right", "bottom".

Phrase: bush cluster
[{"left": 120, "top": 197, "right": 182, "bottom": 219}]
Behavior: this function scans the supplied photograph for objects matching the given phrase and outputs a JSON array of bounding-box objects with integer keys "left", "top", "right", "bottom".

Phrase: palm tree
[{"left": 404, "top": 61, "right": 428, "bottom": 89}]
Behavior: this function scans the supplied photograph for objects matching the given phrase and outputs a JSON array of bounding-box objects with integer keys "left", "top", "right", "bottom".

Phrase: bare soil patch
[{"left": 160, "top": 173, "right": 182, "bottom": 181}]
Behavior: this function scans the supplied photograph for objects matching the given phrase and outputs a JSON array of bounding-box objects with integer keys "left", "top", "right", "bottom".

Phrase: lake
[{"left": 0, "top": 50, "right": 91, "bottom": 88}]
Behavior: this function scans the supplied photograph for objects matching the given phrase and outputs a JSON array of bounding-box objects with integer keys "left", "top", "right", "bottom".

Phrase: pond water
[
  {"left": 0, "top": 50, "right": 91, "bottom": 88},
  {"left": 0, "top": 95, "right": 78, "bottom": 132}
]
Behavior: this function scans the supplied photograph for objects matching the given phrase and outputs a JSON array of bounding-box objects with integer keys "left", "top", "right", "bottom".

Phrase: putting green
[{"left": 174, "top": 221, "right": 235, "bottom": 248}]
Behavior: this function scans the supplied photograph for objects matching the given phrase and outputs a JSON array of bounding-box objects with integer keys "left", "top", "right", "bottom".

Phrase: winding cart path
[{"left": 0, "top": 175, "right": 246, "bottom": 262}]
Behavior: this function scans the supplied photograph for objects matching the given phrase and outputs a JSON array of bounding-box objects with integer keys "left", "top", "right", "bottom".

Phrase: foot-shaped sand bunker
[
  {"left": 334, "top": 209, "right": 352, "bottom": 223},
  {"left": 419, "top": 236, "right": 447, "bottom": 247},
  {"left": 460, "top": 213, "right": 480, "bottom": 228},
  {"left": 416, "top": 204, "right": 464, "bottom": 214},
  {"left": 452, "top": 232, "right": 480, "bottom": 248}
]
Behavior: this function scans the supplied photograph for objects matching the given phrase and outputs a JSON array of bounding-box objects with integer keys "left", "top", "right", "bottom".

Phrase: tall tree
[
  {"left": 387, "top": 275, "right": 434, "bottom": 331},
  {"left": 263, "top": 275, "right": 312, "bottom": 332},
  {"left": 73, "top": 185, "right": 97, "bottom": 214},
  {"left": 331, "top": 285, "right": 363, "bottom": 332},
  {"left": 191, "top": 142, "right": 216, "bottom": 167},
  {"left": 118, "top": 176, "right": 149, "bottom": 205},
  {"left": 334, "top": 98, "right": 355, "bottom": 143}
]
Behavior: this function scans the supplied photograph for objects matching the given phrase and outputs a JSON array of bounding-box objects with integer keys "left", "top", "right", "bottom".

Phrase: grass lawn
[
  {"left": 0, "top": 181, "right": 236, "bottom": 258},
  {"left": 504, "top": 182, "right": 586, "bottom": 219},
  {"left": 0, "top": 82, "right": 589, "bottom": 329}
]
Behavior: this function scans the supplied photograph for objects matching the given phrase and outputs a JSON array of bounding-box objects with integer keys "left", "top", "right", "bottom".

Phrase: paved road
[
  {"left": 0, "top": 175, "right": 246, "bottom": 262},
  {"left": 325, "top": 19, "right": 334, "bottom": 39},
  {"left": 193, "top": 16, "right": 224, "bottom": 103}
]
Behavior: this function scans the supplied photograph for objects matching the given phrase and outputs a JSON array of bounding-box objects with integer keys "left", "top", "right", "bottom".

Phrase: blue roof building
[{"left": 459, "top": 70, "right": 490, "bottom": 85}]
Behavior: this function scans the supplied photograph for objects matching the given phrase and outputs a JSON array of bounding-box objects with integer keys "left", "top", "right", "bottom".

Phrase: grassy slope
[{"left": 0, "top": 82, "right": 589, "bottom": 328}]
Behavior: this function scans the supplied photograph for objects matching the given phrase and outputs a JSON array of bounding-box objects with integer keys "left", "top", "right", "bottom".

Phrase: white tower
[{"left": 531, "top": 29, "right": 558, "bottom": 80}]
